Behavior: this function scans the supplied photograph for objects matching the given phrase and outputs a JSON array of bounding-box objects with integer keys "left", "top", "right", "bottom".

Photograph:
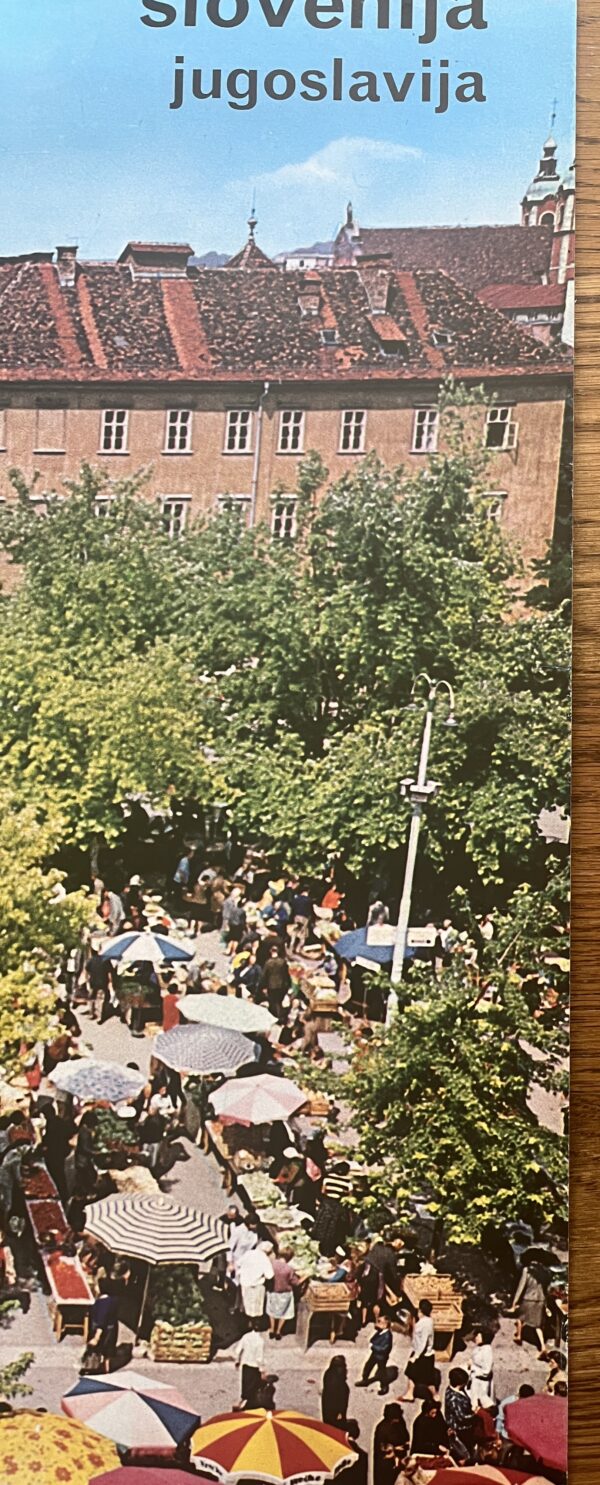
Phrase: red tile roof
[
  {"left": 0, "top": 256, "right": 571, "bottom": 385},
  {"left": 479, "top": 282, "right": 566, "bottom": 311},
  {"left": 336, "top": 224, "right": 554, "bottom": 290},
  {"left": 226, "top": 239, "right": 277, "bottom": 270}
]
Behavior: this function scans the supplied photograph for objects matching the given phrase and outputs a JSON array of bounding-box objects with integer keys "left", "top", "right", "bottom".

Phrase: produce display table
[
  {"left": 296, "top": 1280, "right": 354, "bottom": 1350},
  {"left": 402, "top": 1274, "right": 464, "bottom": 1362},
  {"left": 44, "top": 1251, "right": 94, "bottom": 1341},
  {"left": 24, "top": 1164, "right": 94, "bottom": 1341}
]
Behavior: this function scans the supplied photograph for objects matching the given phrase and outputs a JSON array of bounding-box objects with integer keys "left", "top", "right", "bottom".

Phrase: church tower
[
  {"left": 549, "top": 159, "right": 575, "bottom": 285},
  {"left": 521, "top": 133, "right": 561, "bottom": 228}
]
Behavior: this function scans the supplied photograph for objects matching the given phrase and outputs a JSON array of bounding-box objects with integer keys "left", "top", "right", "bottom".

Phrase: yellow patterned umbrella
[
  {"left": 191, "top": 1409, "right": 356, "bottom": 1484},
  {"left": 0, "top": 1412, "right": 119, "bottom": 1483}
]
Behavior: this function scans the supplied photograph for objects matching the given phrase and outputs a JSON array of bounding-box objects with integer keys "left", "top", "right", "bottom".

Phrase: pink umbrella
[
  {"left": 504, "top": 1393, "right": 567, "bottom": 1474},
  {"left": 92, "top": 1471, "right": 211, "bottom": 1485},
  {"left": 210, "top": 1072, "right": 307, "bottom": 1126}
]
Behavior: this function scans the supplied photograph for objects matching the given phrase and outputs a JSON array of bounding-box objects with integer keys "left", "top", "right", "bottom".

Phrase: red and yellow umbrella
[{"left": 190, "top": 1409, "right": 356, "bottom": 1484}]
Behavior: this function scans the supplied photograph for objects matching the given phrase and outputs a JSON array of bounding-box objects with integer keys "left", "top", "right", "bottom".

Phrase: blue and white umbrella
[
  {"left": 49, "top": 1059, "right": 146, "bottom": 1105},
  {"left": 100, "top": 930, "right": 194, "bottom": 966},
  {"left": 153, "top": 1022, "right": 257, "bottom": 1076}
]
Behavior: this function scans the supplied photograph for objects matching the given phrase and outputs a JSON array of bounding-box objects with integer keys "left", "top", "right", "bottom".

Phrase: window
[
  {"left": 412, "top": 407, "right": 439, "bottom": 454},
  {"left": 483, "top": 490, "right": 508, "bottom": 523},
  {"left": 0, "top": 410, "right": 6, "bottom": 451},
  {"left": 485, "top": 406, "right": 519, "bottom": 451},
  {"left": 94, "top": 495, "right": 116, "bottom": 518},
  {"left": 217, "top": 493, "right": 252, "bottom": 526},
  {"left": 278, "top": 410, "right": 304, "bottom": 454},
  {"left": 340, "top": 409, "right": 366, "bottom": 453},
  {"left": 34, "top": 407, "right": 66, "bottom": 453},
  {"left": 432, "top": 329, "right": 453, "bottom": 347},
  {"left": 225, "top": 409, "right": 252, "bottom": 453},
  {"left": 100, "top": 409, "right": 128, "bottom": 453},
  {"left": 271, "top": 496, "right": 297, "bottom": 540},
  {"left": 321, "top": 328, "right": 338, "bottom": 346},
  {"left": 165, "top": 409, "right": 193, "bottom": 453},
  {"left": 161, "top": 495, "right": 190, "bottom": 539}
]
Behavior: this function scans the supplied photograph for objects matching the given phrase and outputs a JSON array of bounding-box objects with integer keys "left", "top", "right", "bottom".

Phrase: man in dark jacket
[
  {"left": 260, "top": 947, "right": 291, "bottom": 1021},
  {"left": 356, "top": 1315, "right": 394, "bottom": 1395}
]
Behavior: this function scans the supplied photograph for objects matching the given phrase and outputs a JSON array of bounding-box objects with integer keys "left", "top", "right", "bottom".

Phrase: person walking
[
  {"left": 321, "top": 1355, "right": 349, "bottom": 1427},
  {"left": 469, "top": 1326, "right": 495, "bottom": 1409},
  {"left": 238, "top": 1241, "right": 275, "bottom": 1321},
  {"left": 87, "top": 948, "right": 113, "bottom": 1023},
  {"left": 509, "top": 1261, "right": 548, "bottom": 1352},
  {"left": 261, "top": 946, "right": 291, "bottom": 1021},
  {"left": 234, "top": 1320, "right": 265, "bottom": 1410},
  {"left": 87, "top": 1280, "right": 120, "bottom": 1374},
  {"left": 356, "top": 1315, "right": 393, "bottom": 1396},
  {"left": 400, "top": 1298, "right": 436, "bottom": 1402},
  {"left": 266, "top": 1246, "right": 298, "bottom": 1340}
]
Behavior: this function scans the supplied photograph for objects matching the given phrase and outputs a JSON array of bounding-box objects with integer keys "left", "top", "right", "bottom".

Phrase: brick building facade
[{"left": 0, "top": 238, "right": 571, "bottom": 566}]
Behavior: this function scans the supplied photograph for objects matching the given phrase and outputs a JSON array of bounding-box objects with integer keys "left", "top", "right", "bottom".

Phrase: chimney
[
  {"left": 359, "top": 255, "right": 393, "bottom": 314},
  {"left": 56, "top": 245, "right": 78, "bottom": 288}
]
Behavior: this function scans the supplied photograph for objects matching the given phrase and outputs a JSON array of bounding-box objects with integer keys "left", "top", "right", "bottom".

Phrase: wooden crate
[{"left": 149, "top": 1321, "right": 212, "bottom": 1363}]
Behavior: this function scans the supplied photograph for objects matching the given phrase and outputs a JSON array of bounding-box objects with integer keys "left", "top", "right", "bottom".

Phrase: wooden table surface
[{"left": 573, "top": 1, "right": 600, "bottom": 1479}]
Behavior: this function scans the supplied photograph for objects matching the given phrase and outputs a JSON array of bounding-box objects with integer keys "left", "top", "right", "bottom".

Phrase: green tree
[{"left": 0, "top": 798, "right": 90, "bottom": 1074}]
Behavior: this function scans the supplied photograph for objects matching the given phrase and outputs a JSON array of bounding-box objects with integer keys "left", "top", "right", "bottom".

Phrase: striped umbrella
[
  {"left": 178, "top": 993, "right": 276, "bottom": 1035},
  {"left": 62, "top": 1370, "right": 200, "bottom": 1452},
  {"left": 191, "top": 1410, "right": 356, "bottom": 1484},
  {"left": 85, "top": 1193, "right": 227, "bottom": 1336},
  {"left": 84, "top": 1193, "right": 227, "bottom": 1266},
  {"left": 210, "top": 1072, "right": 307, "bottom": 1126},
  {"left": 100, "top": 930, "right": 194, "bottom": 965},
  {"left": 153, "top": 1022, "right": 257, "bottom": 1075},
  {"left": 49, "top": 1059, "right": 146, "bottom": 1106},
  {"left": 191, "top": 1410, "right": 355, "bottom": 1484}
]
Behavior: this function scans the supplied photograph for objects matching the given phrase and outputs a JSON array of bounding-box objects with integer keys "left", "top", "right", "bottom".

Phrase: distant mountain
[{"left": 191, "top": 251, "right": 230, "bottom": 268}]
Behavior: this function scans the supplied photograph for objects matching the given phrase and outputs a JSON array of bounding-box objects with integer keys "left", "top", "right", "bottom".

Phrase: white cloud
[{"left": 246, "top": 136, "right": 422, "bottom": 192}]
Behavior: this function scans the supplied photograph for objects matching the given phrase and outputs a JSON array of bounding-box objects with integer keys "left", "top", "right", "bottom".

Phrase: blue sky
[{"left": 0, "top": 0, "right": 575, "bottom": 258}]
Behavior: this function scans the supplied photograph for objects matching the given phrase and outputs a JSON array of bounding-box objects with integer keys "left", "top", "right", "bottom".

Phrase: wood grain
[{"left": 572, "top": 1, "right": 600, "bottom": 1479}]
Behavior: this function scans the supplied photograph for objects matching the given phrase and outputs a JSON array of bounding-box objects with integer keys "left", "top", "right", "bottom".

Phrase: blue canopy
[{"left": 333, "top": 926, "right": 420, "bottom": 967}]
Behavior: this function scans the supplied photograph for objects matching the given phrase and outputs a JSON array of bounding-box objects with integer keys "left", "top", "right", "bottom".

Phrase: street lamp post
[{"left": 387, "top": 674, "right": 456, "bottom": 1024}]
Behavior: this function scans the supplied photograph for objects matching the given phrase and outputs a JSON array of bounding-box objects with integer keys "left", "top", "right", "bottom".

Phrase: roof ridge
[
  {"left": 38, "top": 264, "right": 86, "bottom": 372},
  {"left": 395, "top": 271, "right": 446, "bottom": 372},
  {"left": 160, "top": 278, "right": 213, "bottom": 372},
  {"left": 76, "top": 271, "right": 109, "bottom": 371}
]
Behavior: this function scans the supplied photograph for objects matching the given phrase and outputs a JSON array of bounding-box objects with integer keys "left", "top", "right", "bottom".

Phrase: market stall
[
  {"left": 402, "top": 1273, "right": 464, "bottom": 1361},
  {"left": 23, "top": 1157, "right": 94, "bottom": 1340}
]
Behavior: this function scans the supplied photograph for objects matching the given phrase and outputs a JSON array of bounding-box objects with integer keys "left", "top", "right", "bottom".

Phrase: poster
[{"left": 0, "top": 1, "right": 572, "bottom": 1481}]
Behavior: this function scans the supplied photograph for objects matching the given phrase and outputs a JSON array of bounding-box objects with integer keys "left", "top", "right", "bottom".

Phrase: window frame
[
  {"left": 224, "top": 409, "right": 253, "bottom": 455},
  {"left": 484, "top": 406, "right": 519, "bottom": 452},
  {"left": 339, "top": 408, "right": 367, "bottom": 454},
  {"left": 277, "top": 409, "right": 305, "bottom": 455},
  {"left": 271, "top": 495, "right": 298, "bottom": 541},
  {"left": 216, "top": 493, "right": 252, "bottom": 526},
  {"left": 164, "top": 408, "right": 193, "bottom": 455},
  {"left": 482, "top": 490, "right": 508, "bottom": 523},
  {"left": 160, "top": 493, "right": 191, "bottom": 540},
  {"left": 411, "top": 406, "right": 440, "bottom": 455},
  {"left": 34, "top": 406, "right": 67, "bottom": 455},
  {"left": 99, "top": 408, "right": 129, "bottom": 455}
]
